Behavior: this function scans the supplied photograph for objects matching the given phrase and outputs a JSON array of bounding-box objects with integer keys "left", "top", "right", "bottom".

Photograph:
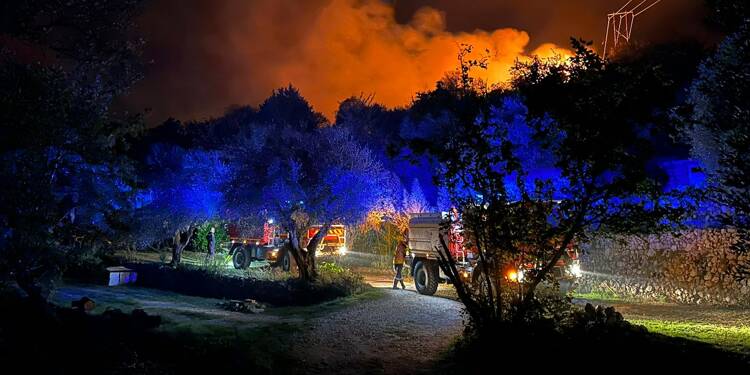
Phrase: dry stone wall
[{"left": 578, "top": 229, "right": 750, "bottom": 306}]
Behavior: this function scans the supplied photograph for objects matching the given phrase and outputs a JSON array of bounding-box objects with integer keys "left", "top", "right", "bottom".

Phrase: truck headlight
[
  {"left": 507, "top": 269, "right": 519, "bottom": 282},
  {"left": 338, "top": 246, "right": 348, "bottom": 256},
  {"left": 569, "top": 264, "right": 582, "bottom": 277}
]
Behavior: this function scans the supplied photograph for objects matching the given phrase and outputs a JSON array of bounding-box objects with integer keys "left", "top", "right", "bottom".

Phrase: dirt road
[
  {"left": 291, "top": 287, "right": 464, "bottom": 375},
  {"left": 53, "top": 277, "right": 466, "bottom": 374}
]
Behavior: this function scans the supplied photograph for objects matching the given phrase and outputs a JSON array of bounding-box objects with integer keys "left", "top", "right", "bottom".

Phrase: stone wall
[{"left": 578, "top": 229, "right": 750, "bottom": 306}]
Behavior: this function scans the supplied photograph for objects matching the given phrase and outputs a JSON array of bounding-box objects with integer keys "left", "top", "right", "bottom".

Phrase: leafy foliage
[
  {"left": 316, "top": 261, "right": 368, "bottom": 295},
  {"left": 223, "top": 87, "right": 393, "bottom": 280},
  {"left": 0, "top": 1, "right": 145, "bottom": 299},
  {"left": 680, "top": 22, "right": 750, "bottom": 278},
  {"left": 404, "top": 40, "right": 696, "bottom": 328},
  {"left": 193, "top": 221, "right": 229, "bottom": 254},
  {"left": 131, "top": 144, "right": 229, "bottom": 248}
]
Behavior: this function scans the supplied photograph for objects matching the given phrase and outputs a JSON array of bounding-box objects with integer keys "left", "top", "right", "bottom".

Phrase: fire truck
[
  {"left": 406, "top": 212, "right": 581, "bottom": 296},
  {"left": 228, "top": 220, "right": 291, "bottom": 271},
  {"left": 228, "top": 221, "right": 347, "bottom": 271},
  {"left": 302, "top": 224, "right": 348, "bottom": 257}
]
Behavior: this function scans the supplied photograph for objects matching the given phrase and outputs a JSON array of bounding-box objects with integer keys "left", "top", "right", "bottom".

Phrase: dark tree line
[
  {"left": 680, "top": 15, "right": 750, "bottom": 279},
  {"left": 1, "top": 0, "right": 146, "bottom": 300},
  {"left": 2, "top": 0, "right": 749, "bottom": 307}
]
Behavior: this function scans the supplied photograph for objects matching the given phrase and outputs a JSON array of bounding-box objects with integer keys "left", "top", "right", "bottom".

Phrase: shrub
[
  {"left": 201, "top": 254, "right": 233, "bottom": 275},
  {"left": 62, "top": 247, "right": 119, "bottom": 284},
  {"left": 440, "top": 300, "right": 750, "bottom": 372},
  {"left": 128, "top": 263, "right": 360, "bottom": 306},
  {"left": 243, "top": 263, "right": 290, "bottom": 281},
  {"left": 192, "top": 221, "right": 229, "bottom": 254},
  {"left": 316, "top": 262, "right": 368, "bottom": 296}
]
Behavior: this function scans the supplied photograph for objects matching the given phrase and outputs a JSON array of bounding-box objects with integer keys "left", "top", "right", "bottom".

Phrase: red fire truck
[
  {"left": 228, "top": 221, "right": 348, "bottom": 271},
  {"left": 302, "top": 224, "right": 347, "bottom": 257},
  {"left": 406, "top": 211, "right": 580, "bottom": 296},
  {"left": 228, "top": 220, "right": 291, "bottom": 271}
]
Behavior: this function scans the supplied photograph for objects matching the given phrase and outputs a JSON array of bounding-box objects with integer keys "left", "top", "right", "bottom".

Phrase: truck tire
[
  {"left": 414, "top": 260, "right": 439, "bottom": 296},
  {"left": 280, "top": 250, "right": 291, "bottom": 272},
  {"left": 233, "top": 247, "right": 250, "bottom": 269}
]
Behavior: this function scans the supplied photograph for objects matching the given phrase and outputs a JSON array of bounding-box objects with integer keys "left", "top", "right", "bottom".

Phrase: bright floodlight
[{"left": 570, "top": 264, "right": 582, "bottom": 277}]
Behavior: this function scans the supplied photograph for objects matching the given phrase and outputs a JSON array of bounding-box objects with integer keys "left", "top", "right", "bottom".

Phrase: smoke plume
[{"left": 126, "top": 0, "right": 709, "bottom": 122}]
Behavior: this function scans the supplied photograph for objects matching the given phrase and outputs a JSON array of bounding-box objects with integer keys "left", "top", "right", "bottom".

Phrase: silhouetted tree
[
  {"left": 705, "top": 0, "right": 750, "bottom": 33},
  {"left": 0, "top": 0, "right": 144, "bottom": 299},
  {"left": 405, "top": 40, "right": 694, "bottom": 327},
  {"left": 681, "top": 22, "right": 750, "bottom": 279}
]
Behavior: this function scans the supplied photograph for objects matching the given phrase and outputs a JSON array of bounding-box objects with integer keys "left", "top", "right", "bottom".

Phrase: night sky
[{"left": 124, "top": 0, "right": 715, "bottom": 124}]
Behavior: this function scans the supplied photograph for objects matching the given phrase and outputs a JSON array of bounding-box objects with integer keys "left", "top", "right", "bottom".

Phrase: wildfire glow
[
  {"left": 282, "top": 0, "right": 571, "bottom": 116},
  {"left": 133, "top": 0, "right": 571, "bottom": 120}
]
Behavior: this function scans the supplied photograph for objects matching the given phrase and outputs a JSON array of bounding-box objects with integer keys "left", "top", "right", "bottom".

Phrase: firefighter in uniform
[
  {"left": 393, "top": 240, "right": 407, "bottom": 289},
  {"left": 205, "top": 226, "right": 216, "bottom": 261}
]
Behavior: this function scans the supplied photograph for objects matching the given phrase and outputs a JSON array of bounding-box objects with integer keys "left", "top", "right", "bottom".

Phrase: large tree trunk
[
  {"left": 304, "top": 222, "right": 331, "bottom": 280},
  {"left": 436, "top": 235, "right": 489, "bottom": 326},
  {"left": 286, "top": 222, "right": 331, "bottom": 282},
  {"left": 523, "top": 199, "right": 589, "bottom": 302},
  {"left": 170, "top": 225, "right": 195, "bottom": 267},
  {"left": 286, "top": 229, "right": 310, "bottom": 280}
]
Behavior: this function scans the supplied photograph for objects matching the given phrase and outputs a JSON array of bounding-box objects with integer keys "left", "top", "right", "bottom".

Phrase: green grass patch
[
  {"left": 631, "top": 319, "right": 750, "bottom": 355},
  {"left": 573, "top": 290, "right": 626, "bottom": 302}
]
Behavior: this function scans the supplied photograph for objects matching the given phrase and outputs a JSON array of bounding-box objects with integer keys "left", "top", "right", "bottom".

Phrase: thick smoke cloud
[{"left": 125, "top": 0, "right": 711, "bottom": 123}]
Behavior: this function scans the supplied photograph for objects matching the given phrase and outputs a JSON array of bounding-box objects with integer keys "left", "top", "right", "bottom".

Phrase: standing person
[
  {"left": 393, "top": 239, "right": 407, "bottom": 290},
  {"left": 206, "top": 226, "right": 216, "bottom": 261}
]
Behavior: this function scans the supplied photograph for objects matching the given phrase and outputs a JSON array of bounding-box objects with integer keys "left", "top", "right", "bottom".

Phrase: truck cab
[{"left": 303, "top": 224, "right": 347, "bottom": 257}]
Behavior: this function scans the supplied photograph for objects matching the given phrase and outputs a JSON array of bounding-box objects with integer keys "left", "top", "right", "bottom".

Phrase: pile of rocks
[
  {"left": 572, "top": 303, "right": 646, "bottom": 335},
  {"left": 217, "top": 299, "right": 266, "bottom": 314}
]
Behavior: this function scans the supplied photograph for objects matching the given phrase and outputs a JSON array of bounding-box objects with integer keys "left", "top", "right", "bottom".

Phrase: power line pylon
[{"left": 603, "top": 0, "right": 661, "bottom": 59}]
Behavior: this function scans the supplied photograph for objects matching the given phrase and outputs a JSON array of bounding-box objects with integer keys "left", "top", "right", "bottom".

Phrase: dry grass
[{"left": 579, "top": 298, "right": 750, "bottom": 355}]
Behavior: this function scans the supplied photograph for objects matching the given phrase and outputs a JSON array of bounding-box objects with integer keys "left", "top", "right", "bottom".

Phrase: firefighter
[
  {"left": 393, "top": 239, "right": 407, "bottom": 290},
  {"left": 206, "top": 226, "right": 216, "bottom": 261}
]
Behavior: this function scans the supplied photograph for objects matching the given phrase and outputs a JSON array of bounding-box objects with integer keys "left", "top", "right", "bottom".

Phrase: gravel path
[{"left": 292, "top": 288, "right": 465, "bottom": 375}]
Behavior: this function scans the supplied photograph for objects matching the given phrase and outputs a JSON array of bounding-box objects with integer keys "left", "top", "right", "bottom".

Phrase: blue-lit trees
[
  {"left": 131, "top": 144, "right": 229, "bottom": 266},
  {"left": 405, "top": 40, "right": 694, "bottom": 326},
  {"left": 681, "top": 22, "right": 750, "bottom": 279},
  {"left": 508, "top": 41, "right": 699, "bottom": 303},
  {"left": 403, "top": 178, "right": 432, "bottom": 214},
  {"left": 224, "top": 87, "right": 392, "bottom": 281},
  {"left": 0, "top": 1, "right": 144, "bottom": 300}
]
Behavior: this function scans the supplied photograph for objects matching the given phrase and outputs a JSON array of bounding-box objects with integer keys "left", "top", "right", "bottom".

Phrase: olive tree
[
  {"left": 224, "top": 87, "right": 392, "bottom": 281},
  {"left": 130, "top": 144, "right": 229, "bottom": 266},
  {"left": 404, "top": 40, "right": 694, "bottom": 326}
]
